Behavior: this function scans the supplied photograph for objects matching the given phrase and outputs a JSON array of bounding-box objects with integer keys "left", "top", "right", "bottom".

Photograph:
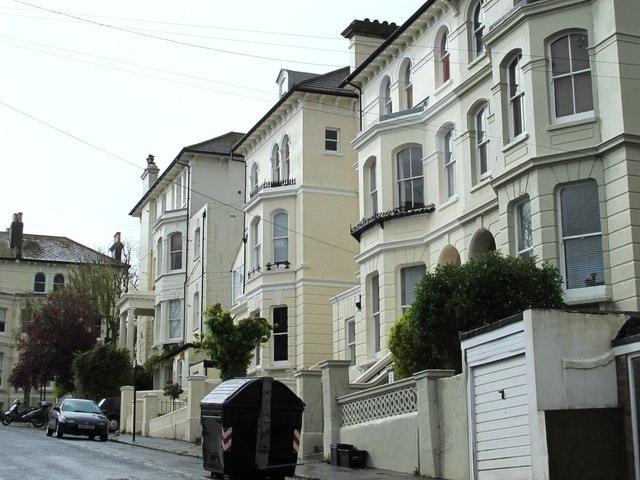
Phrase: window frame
[
  {"left": 371, "top": 274, "right": 381, "bottom": 355},
  {"left": 252, "top": 218, "right": 262, "bottom": 272},
  {"left": 0, "top": 307, "right": 6, "bottom": 334},
  {"left": 271, "top": 143, "right": 281, "bottom": 182},
  {"left": 380, "top": 76, "right": 393, "bottom": 116},
  {"left": 439, "top": 30, "right": 451, "bottom": 85},
  {"left": 282, "top": 135, "right": 291, "bottom": 180},
  {"left": 194, "top": 227, "right": 201, "bottom": 260},
  {"left": 169, "top": 233, "right": 183, "bottom": 271},
  {"left": 472, "top": 2, "right": 485, "bottom": 59},
  {"left": 443, "top": 128, "right": 457, "bottom": 198},
  {"left": 397, "top": 145, "right": 424, "bottom": 209},
  {"left": 369, "top": 158, "right": 378, "bottom": 216},
  {"left": 508, "top": 54, "right": 525, "bottom": 139},
  {"left": 549, "top": 31, "right": 594, "bottom": 121},
  {"left": 558, "top": 181, "right": 605, "bottom": 296},
  {"left": 34, "top": 272, "right": 46, "bottom": 293},
  {"left": 272, "top": 306, "right": 288, "bottom": 365},
  {"left": 272, "top": 211, "right": 289, "bottom": 264},
  {"left": 346, "top": 318, "right": 356, "bottom": 366},
  {"left": 324, "top": 128, "right": 340, "bottom": 154},
  {"left": 401, "top": 60, "right": 413, "bottom": 110},
  {"left": 515, "top": 198, "right": 533, "bottom": 258},
  {"left": 192, "top": 291, "right": 200, "bottom": 331},
  {"left": 475, "top": 106, "right": 490, "bottom": 179},
  {"left": 250, "top": 163, "right": 259, "bottom": 192},
  {"left": 400, "top": 265, "right": 426, "bottom": 313},
  {"left": 53, "top": 273, "right": 65, "bottom": 291},
  {"left": 168, "top": 299, "right": 182, "bottom": 340}
]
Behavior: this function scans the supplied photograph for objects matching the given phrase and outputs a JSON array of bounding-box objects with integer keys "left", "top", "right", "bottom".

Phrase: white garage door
[{"left": 473, "top": 354, "right": 532, "bottom": 480}]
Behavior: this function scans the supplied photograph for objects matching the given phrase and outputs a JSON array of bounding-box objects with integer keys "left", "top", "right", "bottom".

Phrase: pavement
[{"left": 109, "top": 432, "right": 422, "bottom": 480}]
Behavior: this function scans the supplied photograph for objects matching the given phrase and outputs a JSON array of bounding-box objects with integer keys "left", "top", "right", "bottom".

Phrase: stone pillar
[
  {"left": 414, "top": 369, "right": 455, "bottom": 479},
  {"left": 141, "top": 393, "right": 158, "bottom": 436},
  {"left": 118, "top": 313, "right": 126, "bottom": 348},
  {"left": 120, "top": 386, "right": 134, "bottom": 433},
  {"left": 126, "top": 309, "right": 135, "bottom": 353},
  {"left": 319, "top": 360, "right": 352, "bottom": 455},
  {"left": 186, "top": 375, "right": 207, "bottom": 443},
  {"left": 295, "top": 369, "right": 323, "bottom": 459}
]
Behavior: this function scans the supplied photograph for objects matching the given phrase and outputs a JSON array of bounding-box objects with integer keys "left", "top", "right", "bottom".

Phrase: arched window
[
  {"left": 380, "top": 76, "right": 392, "bottom": 116},
  {"left": 368, "top": 158, "right": 378, "bottom": 216},
  {"left": 34, "top": 272, "right": 46, "bottom": 293},
  {"left": 401, "top": 60, "right": 413, "bottom": 109},
  {"left": 271, "top": 144, "right": 281, "bottom": 182},
  {"left": 282, "top": 135, "right": 290, "bottom": 180},
  {"left": 550, "top": 31, "right": 593, "bottom": 119},
  {"left": 170, "top": 233, "right": 182, "bottom": 270},
  {"left": 397, "top": 145, "right": 424, "bottom": 209},
  {"left": 475, "top": 105, "right": 490, "bottom": 178},
  {"left": 53, "top": 274, "right": 65, "bottom": 291},
  {"left": 472, "top": 2, "right": 485, "bottom": 58},
  {"left": 273, "top": 212, "right": 289, "bottom": 264},
  {"left": 508, "top": 54, "right": 525, "bottom": 138},
  {"left": 439, "top": 30, "right": 451, "bottom": 84},
  {"left": 194, "top": 227, "right": 201, "bottom": 260}
]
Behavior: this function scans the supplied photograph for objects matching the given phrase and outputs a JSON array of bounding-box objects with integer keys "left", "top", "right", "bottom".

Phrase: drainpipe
[
  {"left": 177, "top": 158, "right": 191, "bottom": 346},
  {"left": 346, "top": 81, "right": 363, "bottom": 131},
  {"left": 200, "top": 209, "right": 206, "bottom": 333}
]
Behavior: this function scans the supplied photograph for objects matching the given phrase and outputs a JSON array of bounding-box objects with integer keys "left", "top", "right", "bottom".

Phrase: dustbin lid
[{"left": 200, "top": 377, "right": 304, "bottom": 410}]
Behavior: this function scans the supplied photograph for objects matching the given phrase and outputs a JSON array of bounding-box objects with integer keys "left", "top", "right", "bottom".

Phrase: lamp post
[{"left": 132, "top": 350, "right": 137, "bottom": 442}]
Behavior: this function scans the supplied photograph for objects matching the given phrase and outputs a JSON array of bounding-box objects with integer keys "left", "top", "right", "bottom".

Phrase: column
[
  {"left": 126, "top": 309, "right": 135, "bottom": 353},
  {"left": 295, "top": 369, "right": 323, "bottom": 459},
  {"left": 319, "top": 360, "right": 352, "bottom": 455}
]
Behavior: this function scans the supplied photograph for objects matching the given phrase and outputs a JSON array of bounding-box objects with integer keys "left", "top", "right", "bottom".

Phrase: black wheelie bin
[{"left": 200, "top": 377, "right": 305, "bottom": 480}]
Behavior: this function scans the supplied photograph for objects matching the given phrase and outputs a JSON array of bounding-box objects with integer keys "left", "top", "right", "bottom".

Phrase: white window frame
[
  {"left": 400, "top": 265, "right": 426, "bottom": 313},
  {"left": 156, "top": 238, "right": 163, "bottom": 277},
  {"left": 472, "top": 2, "right": 485, "bottom": 59},
  {"left": 0, "top": 308, "right": 6, "bottom": 334},
  {"left": 272, "top": 212, "right": 289, "bottom": 264},
  {"left": 282, "top": 135, "right": 290, "bottom": 180},
  {"left": 272, "top": 306, "right": 288, "bottom": 365},
  {"left": 401, "top": 60, "right": 413, "bottom": 109},
  {"left": 250, "top": 163, "right": 259, "bottom": 193},
  {"left": 397, "top": 145, "right": 424, "bottom": 209},
  {"left": 369, "top": 159, "right": 378, "bottom": 216},
  {"left": 192, "top": 292, "right": 200, "bottom": 331},
  {"left": 371, "top": 275, "right": 381, "bottom": 355},
  {"left": 508, "top": 55, "right": 525, "bottom": 139},
  {"left": 34, "top": 272, "right": 46, "bottom": 293},
  {"left": 232, "top": 265, "right": 244, "bottom": 302},
  {"left": 168, "top": 299, "right": 182, "bottom": 340},
  {"left": 324, "top": 128, "right": 340, "bottom": 154},
  {"left": 515, "top": 199, "right": 533, "bottom": 257},
  {"left": 271, "top": 144, "right": 281, "bottom": 182},
  {"left": 444, "top": 129, "right": 457, "bottom": 197},
  {"left": 169, "top": 233, "right": 183, "bottom": 271},
  {"left": 194, "top": 227, "right": 201, "bottom": 260},
  {"left": 476, "top": 107, "right": 490, "bottom": 179},
  {"left": 53, "top": 273, "right": 65, "bottom": 291},
  {"left": 252, "top": 219, "right": 262, "bottom": 272},
  {"left": 380, "top": 76, "right": 392, "bottom": 116},
  {"left": 439, "top": 30, "right": 451, "bottom": 85},
  {"left": 346, "top": 318, "right": 356, "bottom": 366},
  {"left": 558, "top": 181, "right": 605, "bottom": 299},
  {"left": 550, "top": 31, "right": 594, "bottom": 121}
]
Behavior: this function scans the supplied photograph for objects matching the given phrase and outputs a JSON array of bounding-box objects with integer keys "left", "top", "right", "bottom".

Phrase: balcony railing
[
  {"left": 350, "top": 204, "right": 436, "bottom": 241},
  {"left": 379, "top": 98, "right": 429, "bottom": 123},
  {"left": 250, "top": 178, "right": 296, "bottom": 198}
]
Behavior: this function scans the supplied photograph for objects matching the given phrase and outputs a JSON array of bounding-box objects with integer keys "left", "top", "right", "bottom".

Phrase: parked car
[
  {"left": 46, "top": 399, "right": 109, "bottom": 441},
  {"left": 98, "top": 397, "right": 120, "bottom": 432}
]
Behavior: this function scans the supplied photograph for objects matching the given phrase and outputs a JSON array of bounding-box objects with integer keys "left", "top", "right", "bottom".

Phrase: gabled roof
[
  {"left": 233, "top": 66, "right": 358, "bottom": 152},
  {"left": 0, "top": 232, "right": 119, "bottom": 265},
  {"left": 129, "top": 131, "right": 246, "bottom": 216}
]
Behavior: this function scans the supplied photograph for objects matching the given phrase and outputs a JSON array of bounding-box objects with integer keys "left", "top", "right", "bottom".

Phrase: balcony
[
  {"left": 379, "top": 98, "right": 429, "bottom": 123},
  {"left": 250, "top": 178, "right": 296, "bottom": 198},
  {"left": 350, "top": 204, "right": 436, "bottom": 241}
]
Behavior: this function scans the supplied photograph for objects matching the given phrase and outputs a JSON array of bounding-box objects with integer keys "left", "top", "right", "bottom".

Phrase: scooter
[{"left": 2, "top": 400, "right": 48, "bottom": 427}]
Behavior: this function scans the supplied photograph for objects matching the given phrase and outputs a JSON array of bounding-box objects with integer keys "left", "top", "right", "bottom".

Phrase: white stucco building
[
  {"left": 330, "top": 0, "right": 640, "bottom": 382},
  {"left": 118, "top": 133, "right": 245, "bottom": 387}
]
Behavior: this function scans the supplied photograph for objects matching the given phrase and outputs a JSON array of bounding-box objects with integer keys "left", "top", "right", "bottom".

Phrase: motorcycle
[{"left": 2, "top": 400, "right": 49, "bottom": 427}]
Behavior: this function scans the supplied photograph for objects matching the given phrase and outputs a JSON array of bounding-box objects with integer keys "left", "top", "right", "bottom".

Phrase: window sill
[
  {"left": 324, "top": 150, "right": 343, "bottom": 157},
  {"left": 439, "top": 194, "right": 459, "bottom": 210},
  {"left": 547, "top": 113, "right": 597, "bottom": 132},
  {"left": 502, "top": 132, "right": 529, "bottom": 153},
  {"left": 470, "top": 176, "right": 492, "bottom": 193},
  {"left": 563, "top": 285, "right": 609, "bottom": 306},
  {"left": 434, "top": 78, "right": 453, "bottom": 95},
  {"left": 468, "top": 52, "right": 487, "bottom": 69}
]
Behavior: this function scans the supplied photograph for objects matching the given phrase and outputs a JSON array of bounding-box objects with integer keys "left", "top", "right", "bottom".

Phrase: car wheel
[
  {"left": 45, "top": 424, "right": 53, "bottom": 437},
  {"left": 55, "top": 422, "right": 63, "bottom": 439},
  {"left": 107, "top": 416, "right": 119, "bottom": 432},
  {"left": 100, "top": 434, "right": 108, "bottom": 442}
]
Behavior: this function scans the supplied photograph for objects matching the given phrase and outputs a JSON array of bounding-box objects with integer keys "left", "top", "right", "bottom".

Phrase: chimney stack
[
  {"left": 341, "top": 19, "right": 398, "bottom": 72},
  {"left": 110, "top": 232, "right": 124, "bottom": 262},
  {"left": 141, "top": 154, "right": 159, "bottom": 193},
  {"left": 9, "top": 212, "right": 24, "bottom": 258}
]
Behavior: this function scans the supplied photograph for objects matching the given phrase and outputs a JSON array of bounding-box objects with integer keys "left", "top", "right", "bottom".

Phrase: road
[{"left": 0, "top": 423, "right": 209, "bottom": 479}]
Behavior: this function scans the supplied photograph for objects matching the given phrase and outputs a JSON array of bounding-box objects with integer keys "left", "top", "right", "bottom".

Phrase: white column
[
  {"left": 118, "top": 313, "right": 126, "bottom": 348},
  {"left": 126, "top": 309, "right": 135, "bottom": 353}
]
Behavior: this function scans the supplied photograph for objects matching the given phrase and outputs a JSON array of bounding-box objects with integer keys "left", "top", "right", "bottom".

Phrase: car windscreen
[{"left": 62, "top": 400, "right": 102, "bottom": 414}]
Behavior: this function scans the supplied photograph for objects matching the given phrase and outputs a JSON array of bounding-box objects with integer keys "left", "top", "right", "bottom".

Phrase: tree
[
  {"left": 66, "top": 241, "right": 135, "bottom": 345},
  {"left": 163, "top": 382, "right": 184, "bottom": 411},
  {"left": 11, "top": 289, "right": 99, "bottom": 395},
  {"left": 196, "top": 304, "right": 272, "bottom": 381},
  {"left": 390, "top": 252, "right": 565, "bottom": 376},
  {"left": 73, "top": 343, "right": 133, "bottom": 401}
]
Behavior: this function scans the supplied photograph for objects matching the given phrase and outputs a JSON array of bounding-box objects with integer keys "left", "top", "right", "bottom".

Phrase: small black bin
[
  {"left": 329, "top": 443, "right": 353, "bottom": 466},
  {"left": 338, "top": 448, "right": 368, "bottom": 468},
  {"left": 200, "top": 377, "right": 305, "bottom": 479}
]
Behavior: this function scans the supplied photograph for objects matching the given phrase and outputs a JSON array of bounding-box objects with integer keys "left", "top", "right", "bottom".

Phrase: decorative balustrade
[
  {"left": 250, "top": 178, "right": 296, "bottom": 198},
  {"left": 338, "top": 378, "right": 417, "bottom": 426}
]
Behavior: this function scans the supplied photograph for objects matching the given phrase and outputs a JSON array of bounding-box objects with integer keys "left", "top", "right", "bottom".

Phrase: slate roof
[
  {"left": 183, "top": 131, "right": 245, "bottom": 155},
  {"left": 0, "top": 231, "right": 119, "bottom": 265}
]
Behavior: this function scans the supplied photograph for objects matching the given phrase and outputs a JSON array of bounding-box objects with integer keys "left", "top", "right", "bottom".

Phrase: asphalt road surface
[{"left": 0, "top": 423, "right": 209, "bottom": 479}]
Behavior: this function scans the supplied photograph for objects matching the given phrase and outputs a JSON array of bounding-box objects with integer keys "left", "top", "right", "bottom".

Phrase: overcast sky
[{"left": 0, "top": 0, "right": 420, "bottom": 255}]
